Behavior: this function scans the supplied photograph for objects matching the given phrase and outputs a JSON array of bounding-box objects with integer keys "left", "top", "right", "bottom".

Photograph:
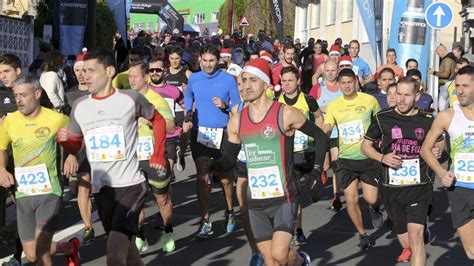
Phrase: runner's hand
[
  {"left": 182, "top": 121, "right": 193, "bottom": 133},
  {"left": 63, "top": 154, "right": 79, "bottom": 178},
  {"left": 212, "top": 97, "right": 226, "bottom": 109},
  {"left": 149, "top": 163, "right": 167, "bottom": 178},
  {"left": 0, "top": 115, "right": 5, "bottom": 125},
  {"left": 431, "top": 147, "right": 442, "bottom": 159},
  {"left": 382, "top": 151, "right": 402, "bottom": 169},
  {"left": 0, "top": 167, "right": 14, "bottom": 188},
  {"left": 441, "top": 171, "right": 455, "bottom": 188},
  {"left": 57, "top": 127, "right": 70, "bottom": 142}
]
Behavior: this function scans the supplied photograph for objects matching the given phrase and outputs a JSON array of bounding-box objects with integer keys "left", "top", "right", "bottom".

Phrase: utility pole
[{"left": 227, "top": 0, "right": 234, "bottom": 35}]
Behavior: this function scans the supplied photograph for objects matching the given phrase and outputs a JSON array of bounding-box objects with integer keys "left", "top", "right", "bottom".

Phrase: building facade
[
  {"left": 1, "top": 0, "right": 38, "bottom": 18},
  {"left": 130, "top": 0, "right": 224, "bottom": 34},
  {"left": 294, "top": 0, "right": 463, "bottom": 72}
]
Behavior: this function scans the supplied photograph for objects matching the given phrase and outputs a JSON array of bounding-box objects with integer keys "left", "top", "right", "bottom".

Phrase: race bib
[
  {"left": 197, "top": 127, "right": 224, "bottom": 149},
  {"left": 15, "top": 164, "right": 52, "bottom": 196},
  {"left": 294, "top": 130, "right": 309, "bottom": 152},
  {"left": 164, "top": 98, "right": 176, "bottom": 116},
  {"left": 388, "top": 159, "right": 421, "bottom": 185},
  {"left": 454, "top": 153, "right": 474, "bottom": 183},
  {"left": 339, "top": 120, "right": 364, "bottom": 144},
  {"left": 137, "top": 136, "right": 154, "bottom": 161},
  {"left": 248, "top": 166, "right": 284, "bottom": 199},
  {"left": 85, "top": 125, "right": 126, "bottom": 162}
]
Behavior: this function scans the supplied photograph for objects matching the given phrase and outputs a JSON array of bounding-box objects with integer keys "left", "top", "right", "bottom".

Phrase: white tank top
[{"left": 447, "top": 102, "right": 474, "bottom": 189}]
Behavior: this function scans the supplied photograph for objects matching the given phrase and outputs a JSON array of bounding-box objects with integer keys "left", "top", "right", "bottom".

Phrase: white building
[{"left": 294, "top": 0, "right": 463, "bottom": 71}]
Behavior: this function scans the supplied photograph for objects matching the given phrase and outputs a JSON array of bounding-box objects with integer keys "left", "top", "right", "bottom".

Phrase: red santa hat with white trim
[
  {"left": 260, "top": 52, "right": 273, "bottom": 64},
  {"left": 74, "top": 48, "right": 88, "bottom": 70},
  {"left": 339, "top": 55, "right": 352, "bottom": 66},
  {"left": 241, "top": 58, "right": 271, "bottom": 84},
  {"left": 220, "top": 48, "right": 232, "bottom": 58}
]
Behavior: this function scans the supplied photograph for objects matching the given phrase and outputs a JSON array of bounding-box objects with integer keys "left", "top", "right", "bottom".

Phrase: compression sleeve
[
  {"left": 298, "top": 119, "right": 328, "bottom": 170},
  {"left": 57, "top": 132, "right": 83, "bottom": 155},
  {"left": 149, "top": 110, "right": 167, "bottom": 167},
  {"left": 211, "top": 141, "right": 241, "bottom": 172}
]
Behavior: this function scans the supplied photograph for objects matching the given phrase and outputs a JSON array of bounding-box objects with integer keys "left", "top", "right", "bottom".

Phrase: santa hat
[
  {"left": 242, "top": 58, "right": 271, "bottom": 84},
  {"left": 220, "top": 48, "right": 231, "bottom": 57},
  {"left": 339, "top": 55, "right": 352, "bottom": 66},
  {"left": 260, "top": 52, "right": 273, "bottom": 63},
  {"left": 74, "top": 48, "right": 88, "bottom": 70},
  {"left": 328, "top": 45, "right": 341, "bottom": 56}
]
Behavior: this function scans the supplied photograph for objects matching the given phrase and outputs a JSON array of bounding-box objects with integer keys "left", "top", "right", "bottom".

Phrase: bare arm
[
  {"left": 0, "top": 150, "right": 14, "bottom": 187},
  {"left": 421, "top": 110, "right": 453, "bottom": 186},
  {"left": 311, "top": 65, "right": 324, "bottom": 85},
  {"left": 313, "top": 109, "right": 323, "bottom": 128}
]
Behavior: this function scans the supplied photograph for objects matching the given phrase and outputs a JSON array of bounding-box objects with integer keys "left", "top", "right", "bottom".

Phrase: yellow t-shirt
[
  {"left": 447, "top": 80, "right": 458, "bottom": 107},
  {"left": 138, "top": 89, "right": 174, "bottom": 138},
  {"left": 324, "top": 92, "right": 380, "bottom": 160},
  {"left": 0, "top": 107, "right": 69, "bottom": 198},
  {"left": 112, "top": 70, "right": 130, "bottom": 90}
]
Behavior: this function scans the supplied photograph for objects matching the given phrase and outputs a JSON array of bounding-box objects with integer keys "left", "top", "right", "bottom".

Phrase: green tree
[
  {"left": 218, "top": 0, "right": 294, "bottom": 39},
  {"left": 34, "top": 0, "right": 117, "bottom": 50}
]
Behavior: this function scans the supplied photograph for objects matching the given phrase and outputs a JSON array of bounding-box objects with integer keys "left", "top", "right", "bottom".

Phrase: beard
[{"left": 151, "top": 76, "right": 164, "bottom": 85}]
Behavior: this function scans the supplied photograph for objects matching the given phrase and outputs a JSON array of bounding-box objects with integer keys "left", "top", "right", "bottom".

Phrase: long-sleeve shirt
[{"left": 184, "top": 69, "right": 240, "bottom": 128}]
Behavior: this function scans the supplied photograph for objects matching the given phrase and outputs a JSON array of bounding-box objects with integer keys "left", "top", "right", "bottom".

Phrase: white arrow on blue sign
[{"left": 425, "top": 2, "right": 453, "bottom": 30}]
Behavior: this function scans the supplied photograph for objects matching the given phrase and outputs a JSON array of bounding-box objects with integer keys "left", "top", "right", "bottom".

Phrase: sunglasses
[{"left": 149, "top": 68, "right": 163, "bottom": 73}]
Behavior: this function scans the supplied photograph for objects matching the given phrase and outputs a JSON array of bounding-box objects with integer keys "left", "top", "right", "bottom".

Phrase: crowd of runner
[{"left": 0, "top": 30, "right": 473, "bottom": 266}]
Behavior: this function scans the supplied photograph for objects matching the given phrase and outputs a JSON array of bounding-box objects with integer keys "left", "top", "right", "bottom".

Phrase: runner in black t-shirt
[{"left": 362, "top": 77, "right": 445, "bottom": 264}]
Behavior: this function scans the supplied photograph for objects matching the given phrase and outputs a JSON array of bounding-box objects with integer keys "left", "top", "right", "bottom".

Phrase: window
[
  {"left": 326, "top": 0, "right": 336, "bottom": 25},
  {"left": 194, "top": 13, "right": 205, "bottom": 24},
  {"left": 343, "top": 0, "right": 353, "bottom": 22},
  {"left": 211, "top": 12, "right": 219, "bottom": 22},
  {"left": 310, "top": 0, "right": 321, "bottom": 28},
  {"left": 134, "top": 23, "right": 145, "bottom": 31}
]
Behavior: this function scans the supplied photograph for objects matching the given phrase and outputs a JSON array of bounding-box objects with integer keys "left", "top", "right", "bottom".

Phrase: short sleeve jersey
[
  {"left": 0, "top": 107, "right": 68, "bottom": 198},
  {"left": 364, "top": 108, "right": 437, "bottom": 185},
  {"left": 68, "top": 89, "right": 154, "bottom": 193},
  {"left": 324, "top": 92, "right": 381, "bottom": 160},
  {"left": 138, "top": 89, "right": 173, "bottom": 138}
]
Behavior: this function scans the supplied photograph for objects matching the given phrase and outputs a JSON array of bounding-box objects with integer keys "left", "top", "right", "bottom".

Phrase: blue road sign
[{"left": 425, "top": 2, "right": 453, "bottom": 30}]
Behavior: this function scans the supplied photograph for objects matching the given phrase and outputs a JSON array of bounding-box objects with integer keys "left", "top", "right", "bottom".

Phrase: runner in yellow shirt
[
  {"left": 323, "top": 68, "right": 382, "bottom": 250},
  {"left": 0, "top": 76, "right": 81, "bottom": 265}
]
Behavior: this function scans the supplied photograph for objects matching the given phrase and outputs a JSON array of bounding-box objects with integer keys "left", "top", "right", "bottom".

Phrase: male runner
[
  {"left": 149, "top": 57, "right": 186, "bottom": 181},
  {"left": 128, "top": 61, "right": 176, "bottom": 253},
  {"left": 211, "top": 58, "right": 328, "bottom": 265},
  {"left": 323, "top": 68, "right": 383, "bottom": 250},
  {"left": 164, "top": 46, "right": 192, "bottom": 171},
  {"left": 278, "top": 65, "right": 323, "bottom": 246},
  {"left": 0, "top": 76, "right": 80, "bottom": 266},
  {"left": 57, "top": 50, "right": 167, "bottom": 265},
  {"left": 362, "top": 77, "right": 444, "bottom": 264},
  {"left": 64, "top": 50, "right": 95, "bottom": 242},
  {"left": 421, "top": 66, "right": 474, "bottom": 261},
  {"left": 309, "top": 60, "right": 343, "bottom": 211},
  {"left": 183, "top": 45, "right": 241, "bottom": 238}
]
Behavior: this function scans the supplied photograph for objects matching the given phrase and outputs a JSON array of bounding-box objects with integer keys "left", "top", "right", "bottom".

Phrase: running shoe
[
  {"left": 225, "top": 212, "right": 236, "bottom": 233},
  {"left": 249, "top": 252, "right": 264, "bottom": 266},
  {"left": 135, "top": 235, "right": 149, "bottom": 253},
  {"left": 82, "top": 227, "right": 95, "bottom": 242},
  {"left": 66, "top": 236, "right": 83, "bottom": 266},
  {"left": 298, "top": 250, "right": 311, "bottom": 266},
  {"left": 396, "top": 248, "right": 412, "bottom": 263},
  {"left": 370, "top": 207, "right": 384, "bottom": 229},
  {"left": 331, "top": 196, "right": 342, "bottom": 212},
  {"left": 196, "top": 220, "right": 214, "bottom": 239},
  {"left": 176, "top": 148, "right": 185, "bottom": 171},
  {"left": 356, "top": 234, "right": 371, "bottom": 250},
  {"left": 162, "top": 232, "right": 176, "bottom": 253},
  {"left": 424, "top": 225, "right": 432, "bottom": 244},
  {"left": 291, "top": 231, "right": 307, "bottom": 246}
]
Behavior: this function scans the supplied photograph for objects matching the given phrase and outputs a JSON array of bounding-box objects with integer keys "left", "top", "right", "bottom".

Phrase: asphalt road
[{"left": 0, "top": 152, "right": 472, "bottom": 266}]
